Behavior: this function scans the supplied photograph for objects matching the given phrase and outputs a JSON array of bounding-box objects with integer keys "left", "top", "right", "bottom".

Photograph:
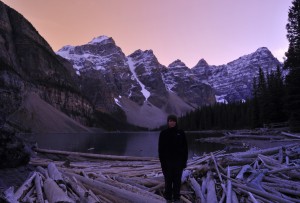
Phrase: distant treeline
[{"left": 178, "top": 66, "right": 289, "bottom": 131}]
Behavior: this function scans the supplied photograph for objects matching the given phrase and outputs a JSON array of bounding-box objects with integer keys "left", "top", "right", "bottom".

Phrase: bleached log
[
  {"left": 231, "top": 182, "right": 294, "bottom": 203},
  {"left": 95, "top": 174, "right": 165, "bottom": 200},
  {"left": 274, "top": 186, "right": 300, "bottom": 197},
  {"left": 70, "top": 176, "right": 101, "bottom": 203},
  {"left": 262, "top": 181, "right": 300, "bottom": 191},
  {"left": 3, "top": 187, "right": 18, "bottom": 203},
  {"left": 36, "top": 165, "right": 48, "bottom": 178},
  {"left": 237, "top": 188, "right": 273, "bottom": 203},
  {"left": 64, "top": 172, "right": 165, "bottom": 203},
  {"left": 226, "top": 134, "right": 283, "bottom": 140},
  {"left": 181, "top": 169, "right": 191, "bottom": 183},
  {"left": 281, "top": 131, "right": 300, "bottom": 139},
  {"left": 47, "top": 162, "right": 64, "bottom": 182},
  {"left": 44, "top": 178, "right": 74, "bottom": 203},
  {"left": 207, "top": 180, "right": 218, "bottom": 203},
  {"left": 258, "top": 154, "right": 282, "bottom": 167},
  {"left": 259, "top": 155, "right": 300, "bottom": 179},
  {"left": 64, "top": 177, "right": 85, "bottom": 200},
  {"left": 219, "top": 156, "right": 256, "bottom": 166},
  {"left": 226, "top": 167, "right": 232, "bottom": 203},
  {"left": 86, "top": 186, "right": 125, "bottom": 203},
  {"left": 34, "top": 147, "right": 157, "bottom": 161},
  {"left": 34, "top": 173, "right": 44, "bottom": 203},
  {"left": 248, "top": 192, "right": 258, "bottom": 203},
  {"left": 114, "top": 176, "right": 149, "bottom": 190},
  {"left": 96, "top": 193, "right": 114, "bottom": 203},
  {"left": 206, "top": 171, "right": 218, "bottom": 203},
  {"left": 210, "top": 152, "right": 223, "bottom": 183},
  {"left": 14, "top": 172, "right": 37, "bottom": 201},
  {"left": 231, "top": 144, "right": 296, "bottom": 158},
  {"left": 231, "top": 191, "right": 239, "bottom": 203},
  {"left": 263, "top": 176, "right": 300, "bottom": 188},
  {"left": 201, "top": 176, "right": 207, "bottom": 198},
  {"left": 262, "top": 184, "right": 300, "bottom": 203},
  {"left": 267, "top": 165, "right": 300, "bottom": 174},
  {"left": 189, "top": 177, "right": 205, "bottom": 203},
  {"left": 127, "top": 177, "right": 163, "bottom": 187}
]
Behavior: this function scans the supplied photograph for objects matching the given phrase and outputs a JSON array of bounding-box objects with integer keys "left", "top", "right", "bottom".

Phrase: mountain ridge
[
  {"left": 57, "top": 36, "right": 218, "bottom": 128},
  {"left": 57, "top": 35, "right": 282, "bottom": 127}
]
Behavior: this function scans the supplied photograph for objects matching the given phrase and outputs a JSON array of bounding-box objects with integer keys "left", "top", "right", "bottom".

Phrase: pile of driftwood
[
  {"left": 3, "top": 142, "right": 300, "bottom": 203},
  {"left": 197, "top": 129, "right": 300, "bottom": 150}
]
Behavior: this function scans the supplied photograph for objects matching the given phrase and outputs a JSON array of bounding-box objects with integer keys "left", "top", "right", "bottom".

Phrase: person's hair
[{"left": 167, "top": 114, "right": 177, "bottom": 122}]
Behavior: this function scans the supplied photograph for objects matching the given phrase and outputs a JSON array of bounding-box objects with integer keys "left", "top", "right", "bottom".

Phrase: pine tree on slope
[{"left": 284, "top": 0, "right": 300, "bottom": 132}]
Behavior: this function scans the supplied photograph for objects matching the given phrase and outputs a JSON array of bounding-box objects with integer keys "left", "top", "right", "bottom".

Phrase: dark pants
[{"left": 162, "top": 162, "right": 183, "bottom": 200}]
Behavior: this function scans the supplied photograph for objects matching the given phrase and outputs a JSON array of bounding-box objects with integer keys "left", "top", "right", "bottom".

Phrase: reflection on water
[{"left": 29, "top": 131, "right": 225, "bottom": 158}]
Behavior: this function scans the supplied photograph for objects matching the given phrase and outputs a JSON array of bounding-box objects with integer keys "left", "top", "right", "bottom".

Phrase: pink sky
[{"left": 2, "top": 0, "right": 291, "bottom": 67}]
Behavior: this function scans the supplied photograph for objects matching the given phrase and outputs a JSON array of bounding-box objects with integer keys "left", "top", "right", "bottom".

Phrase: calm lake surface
[{"left": 29, "top": 131, "right": 225, "bottom": 159}]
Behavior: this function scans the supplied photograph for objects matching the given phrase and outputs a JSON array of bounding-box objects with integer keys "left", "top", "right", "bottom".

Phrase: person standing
[{"left": 158, "top": 115, "right": 188, "bottom": 202}]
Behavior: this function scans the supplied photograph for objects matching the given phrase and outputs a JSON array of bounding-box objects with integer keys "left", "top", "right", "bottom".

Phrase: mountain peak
[
  {"left": 168, "top": 59, "right": 188, "bottom": 69},
  {"left": 88, "top": 35, "right": 113, "bottom": 45},
  {"left": 255, "top": 47, "right": 270, "bottom": 53},
  {"left": 129, "top": 49, "right": 154, "bottom": 57},
  {"left": 193, "top": 58, "right": 209, "bottom": 68}
]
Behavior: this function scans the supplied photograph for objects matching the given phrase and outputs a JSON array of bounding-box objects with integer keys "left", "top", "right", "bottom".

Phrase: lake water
[{"left": 26, "top": 131, "right": 225, "bottom": 159}]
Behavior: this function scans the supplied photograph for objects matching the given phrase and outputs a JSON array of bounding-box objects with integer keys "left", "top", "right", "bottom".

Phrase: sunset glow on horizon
[{"left": 1, "top": 0, "right": 292, "bottom": 67}]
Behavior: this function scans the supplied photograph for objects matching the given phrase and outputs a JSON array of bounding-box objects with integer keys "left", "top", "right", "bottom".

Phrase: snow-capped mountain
[
  {"left": 192, "top": 47, "right": 282, "bottom": 103},
  {"left": 57, "top": 36, "right": 215, "bottom": 128},
  {"left": 57, "top": 36, "right": 282, "bottom": 128}
]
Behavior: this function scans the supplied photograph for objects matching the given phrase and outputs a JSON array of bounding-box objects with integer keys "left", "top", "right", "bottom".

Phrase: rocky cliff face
[
  {"left": 192, "top": 47, "right": 282, "bottom": 103},
  {"left": 0, "top": 1, "right": 93, "bottom": 130},
  {"left": 57, "top": 36, "right": 144, "bottom": 113},
  {"left": 164, "top": 60, "right": 215, "bottom": 107},
  {"left": 128, "top": 49, "right": 168, "bottom": 108}
]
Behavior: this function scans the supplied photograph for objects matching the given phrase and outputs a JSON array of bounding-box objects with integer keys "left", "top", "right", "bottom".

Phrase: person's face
[{"left": 168, "top": 120, "right": 176, "bottom": 128}]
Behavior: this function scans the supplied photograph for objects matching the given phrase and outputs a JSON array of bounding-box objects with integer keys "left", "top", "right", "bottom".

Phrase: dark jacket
[{"left": 158, "top": 126, "right": 188, "bottom": 170}]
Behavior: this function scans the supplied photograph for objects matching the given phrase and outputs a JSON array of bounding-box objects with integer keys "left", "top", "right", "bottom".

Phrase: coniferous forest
[
  {"left": 179, "top": 0, "right": 300, "bottom": 132},
  {"left": 179, "top": 67, "right": 286, "bottom": 130}
]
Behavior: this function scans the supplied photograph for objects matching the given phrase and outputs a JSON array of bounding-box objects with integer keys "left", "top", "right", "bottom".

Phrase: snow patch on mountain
[
  {"left": 215, "top": 95, "right": 228, "bottom": 104},
  {"left": 56, "top": 45, "right": 74, "bottom": 60},
  {"left": 161, "top": 73, "right": 175, "bottom": 92},
  {"left": 127, "top": 57, "right": 150, "bottom": 100},
  {"left": 114, "top": 97, "right": 122, "bottom": 107},
  {"left": 88, "top": 35, "right": 110, "bottom": 44}
]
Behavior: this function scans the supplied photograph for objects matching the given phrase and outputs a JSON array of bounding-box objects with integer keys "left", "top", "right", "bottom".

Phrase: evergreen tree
[
  {"left": 267, "top": 67, "right": 287, "bottom": 123},
  {"left": 252, "top": 77, "right": 261, "bottom": 127},
  {"left": 284, "top": 0, "right": 300, "bottom": 132},
  {"left": 257, "top": 67, "right": 267, "bottom": 124}
]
